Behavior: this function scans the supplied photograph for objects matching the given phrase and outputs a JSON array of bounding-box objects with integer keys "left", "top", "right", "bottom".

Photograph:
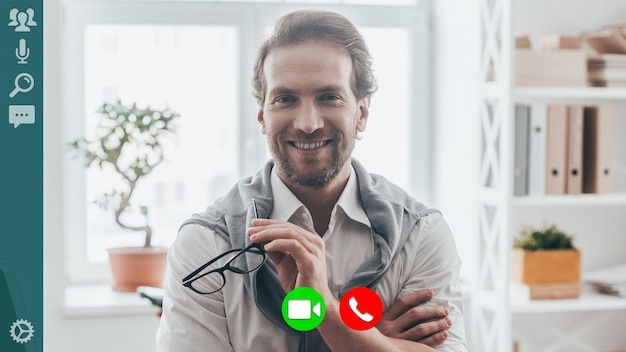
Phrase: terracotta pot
[{"left": 107, "top": 247, "right": 168, "bottom": 292}]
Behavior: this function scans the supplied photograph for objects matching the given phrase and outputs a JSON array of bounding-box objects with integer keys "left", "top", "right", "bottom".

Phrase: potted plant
[
  {"left": 512, "top": 224, "right": 581, "bottom": 285},
  {"left": 69, "top": 100, "right": 180, "bottom": 291}
]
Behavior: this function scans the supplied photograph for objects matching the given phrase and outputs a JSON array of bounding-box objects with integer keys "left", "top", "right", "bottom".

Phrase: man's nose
[{"left": 293, "top": 101, "right": 324, "bottom": 134}]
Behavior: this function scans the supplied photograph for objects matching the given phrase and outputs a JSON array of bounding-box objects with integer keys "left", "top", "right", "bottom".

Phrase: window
[
  {"left": 83, "top": 25, "right": 240, "bottom": 260},
  {"left": 63, "top": 1, "right": 430, "bottom": 282}
]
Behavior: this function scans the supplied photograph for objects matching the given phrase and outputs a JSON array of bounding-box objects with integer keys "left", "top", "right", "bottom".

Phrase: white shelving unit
[
  {"left": 511, "top": 290, "right": 626, "bottom": 315},
  {"left": 471, "top": 0, "right": 626, "bottom": 351},
  {"left": 512, "top": 193, "right": 626, "bottom": 207},
  {"left": 515, "top": 87, "right": 626, "bottom": 104}
]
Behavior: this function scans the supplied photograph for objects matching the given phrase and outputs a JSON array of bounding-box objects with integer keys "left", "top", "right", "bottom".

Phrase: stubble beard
[{"left": 270, "top": 129, "right": 355, "bottom": 189}]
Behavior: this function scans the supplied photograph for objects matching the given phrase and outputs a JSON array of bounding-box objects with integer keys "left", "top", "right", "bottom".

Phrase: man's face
[{"left": 258, "top": 41, "right": 369, "bottom": 189}]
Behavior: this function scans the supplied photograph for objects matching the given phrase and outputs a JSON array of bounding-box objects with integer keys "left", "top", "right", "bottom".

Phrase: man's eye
[
  {"left": 320, "top": 94, "right": 340, "bottom": 101},
  {"left": 275, "top": 96, "right": 294, "bottom": 104}
]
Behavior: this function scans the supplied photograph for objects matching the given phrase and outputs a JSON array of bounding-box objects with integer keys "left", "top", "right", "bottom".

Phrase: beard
[{"left": 269, "top": 128, "right": 355, "bottom": 189}]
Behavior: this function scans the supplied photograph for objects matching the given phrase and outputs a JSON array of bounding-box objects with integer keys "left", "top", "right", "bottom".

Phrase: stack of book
[
  {"left": 583, "top": 25, "right": 626, "bottom": 55},
  {"left": 588, "top": 54, "right": 626, "bottom": 87},
  {"left": 584, "top": 25, "right": 626, "bottom": 87},
  {"left": 514, "top": 104, "right": 614, "bottom": 196},
  {"left": 584, "top": 263, "right": 626, "bottom": 298}
]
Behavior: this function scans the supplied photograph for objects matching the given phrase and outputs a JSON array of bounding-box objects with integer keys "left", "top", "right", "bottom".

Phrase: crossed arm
[
  {"left": 158, "top": 218, "right": 463, "bottom": 351},
  {"left": 248, "top": 218, "right": 462, "bottom": 351}
]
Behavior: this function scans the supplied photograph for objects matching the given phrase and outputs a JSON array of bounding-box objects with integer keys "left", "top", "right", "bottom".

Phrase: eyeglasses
[{"left": 182, "top": 199, "right": 267, "bottom": 295}]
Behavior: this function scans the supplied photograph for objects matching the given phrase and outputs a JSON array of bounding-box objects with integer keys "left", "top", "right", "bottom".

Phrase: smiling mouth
[{"left": 290, "top": 140, "right": 331, "bottom": 150}]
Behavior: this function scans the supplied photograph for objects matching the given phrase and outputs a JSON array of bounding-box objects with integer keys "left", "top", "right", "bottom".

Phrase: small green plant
[
  {"left": 69, "top": 100, "right": 179, "bottom": 248},
  {"left": 514, "top": 224, "right": 576, "bottom": 251}
]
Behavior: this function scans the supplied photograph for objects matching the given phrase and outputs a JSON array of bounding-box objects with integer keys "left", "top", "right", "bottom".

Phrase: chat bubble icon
[{"left": 9, "top": 105, "right": 35, "bottom": 128}]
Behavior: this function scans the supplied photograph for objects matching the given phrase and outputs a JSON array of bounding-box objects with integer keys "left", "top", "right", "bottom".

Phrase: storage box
[
  {"left": 511, "top": 248, "right": 581, "bottom": 284},
  {"left": 510, "top": 281, "right": 582, "bottom": 300},
  {"left": 515, "top": 49, "right": 587, "bottom": 86}
]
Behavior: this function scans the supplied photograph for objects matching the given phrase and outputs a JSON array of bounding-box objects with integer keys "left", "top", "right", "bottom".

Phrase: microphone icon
[{"left": 16, "top": 38, "right": 30, "bottom": 64}]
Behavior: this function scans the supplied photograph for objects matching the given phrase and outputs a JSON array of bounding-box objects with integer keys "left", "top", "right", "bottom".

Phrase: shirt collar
[
  {"left": 269, "top": 165, "right": 371, "bottom": 228},
  {"left": 336, "top": 167, "right": 371, "bottom": 227},
  {"left": 269, "top": 167, "right": 306, "bottom": 222}
]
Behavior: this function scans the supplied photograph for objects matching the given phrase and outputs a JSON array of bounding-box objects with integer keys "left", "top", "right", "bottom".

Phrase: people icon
[
  {"left": 8, "top": 8, "right": 37, "bottom": 32},
  {"left": 8, "top": 8, "right": 18, "bottom": 26},
  {"left": 26, "top": 9, "right": 37, "bottom": 26}
]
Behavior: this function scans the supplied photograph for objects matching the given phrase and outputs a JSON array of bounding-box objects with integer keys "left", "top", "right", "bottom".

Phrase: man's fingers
[
  {"left": 382, "top": 289, "right": 434, "bottom": 320},
  {"left": 392, "top": 305, "right": 449, "bottom": 332},
  {"left": 248, "top": 220, "right": 322, "bottom": 250},
  {"left": 401, "top": 317, "right": 451, "bottom": 342},
  {"left": 417, "top": 330, "right": 449, "bottom": 348}
]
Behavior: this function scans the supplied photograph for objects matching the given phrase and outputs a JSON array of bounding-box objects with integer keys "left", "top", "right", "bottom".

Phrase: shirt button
[{"left": 301, "top": 213, "right": 309, "bottom": 220}]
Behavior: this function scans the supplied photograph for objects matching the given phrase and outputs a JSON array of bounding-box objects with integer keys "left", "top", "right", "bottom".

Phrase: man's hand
[
  {"left": 248, "top": 220, "right": 450, "bottom": 348},
  {"left": 248, "top": 219, "right": 330, "bottom": 298},
  {"left": 377, "top": 289, "right": 451, "bottom": 347}
]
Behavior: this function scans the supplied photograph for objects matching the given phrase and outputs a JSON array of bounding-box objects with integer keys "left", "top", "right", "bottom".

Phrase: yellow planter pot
[{"left": 511, "top": 248, "right": 581, "bottom": 284}]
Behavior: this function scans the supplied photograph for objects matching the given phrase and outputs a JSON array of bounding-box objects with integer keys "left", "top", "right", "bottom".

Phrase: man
[{"left": 157, "top": 9, "right": 466, "bottom": 352}]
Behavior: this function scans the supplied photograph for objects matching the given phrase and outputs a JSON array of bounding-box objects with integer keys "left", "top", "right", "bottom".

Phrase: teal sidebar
[{"left": 0, "top": 0, "right": 43, "bottom": 351}]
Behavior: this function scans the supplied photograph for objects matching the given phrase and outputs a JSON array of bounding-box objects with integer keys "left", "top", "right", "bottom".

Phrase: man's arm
[
  {"left": 398, "top": 213, "right": 467, "bottom": 351},
  {"left": 377, "top": 289, "right": 451, "bottom": 347},
  {"left": 156, "top": 225, "right": 233, "bottom": 352},
  {"left": 317, "top": 298, "right": 438, "bottom": 352},
  {"left": 248, "top": 219, "right": 445, "bottom": 351}
]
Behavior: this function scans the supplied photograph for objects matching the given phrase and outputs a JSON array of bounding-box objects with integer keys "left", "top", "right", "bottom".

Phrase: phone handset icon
[
  {"left": 340, "top": 287, "right": 382, "bottom": 330},
  {"left": 349, "top": 296, "right": 374, "bottom": 322}
]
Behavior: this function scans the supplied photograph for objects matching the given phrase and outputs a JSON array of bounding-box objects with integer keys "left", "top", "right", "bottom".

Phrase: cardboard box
[
  {"left": 512, "top": 248, "right": 581, "bottom": 284},
  {"left": 516, "top": 49, "right": 587, "bottom": 86},
  {"left": 539, "top": 34, "right": 582, "bottom": 50},
  {"left": 510, "top": 281, "right": 582, "bottom": 300}
]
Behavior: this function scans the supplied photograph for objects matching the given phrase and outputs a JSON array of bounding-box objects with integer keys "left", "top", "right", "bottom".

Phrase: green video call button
[{"left": 281, "top": 287, "right": 325, "bottom": 331}]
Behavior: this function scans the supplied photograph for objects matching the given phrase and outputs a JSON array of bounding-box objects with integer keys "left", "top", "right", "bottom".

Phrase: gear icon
[{"left": 10, "top": 319, "right": 34, "bottom": 344}]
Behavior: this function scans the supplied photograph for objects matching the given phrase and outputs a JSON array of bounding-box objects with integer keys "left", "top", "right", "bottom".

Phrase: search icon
[{"left": 9, "top": 73, "right": 34, "bottom": 98}]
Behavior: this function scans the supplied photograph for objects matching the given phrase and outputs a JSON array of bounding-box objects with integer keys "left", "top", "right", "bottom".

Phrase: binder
[
  {"left": 566, "top": 106, "right": 584, "bottom": 194},
  {"left": 527, "top": 104, "right": 547, "bottom": 195},
  {"left": 583, "top": 106, "right": 614, "bottom": 193},
  {"left": 514, "top": 105, "right": 530, "bottom": 196},
  {"left": 545, "top": 106, "right": 568, "bottom": 194}
]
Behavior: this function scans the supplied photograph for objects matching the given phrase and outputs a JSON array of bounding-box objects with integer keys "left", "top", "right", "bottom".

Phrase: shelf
[
  {"left": 512, "top": 193, "right": 626, "bottom": 207},
  {"left": 514, "top": 87, "right": 626, "bottom": 104},
  {"left": 511, "top": 288, "right": 626, "bottom": 314}
]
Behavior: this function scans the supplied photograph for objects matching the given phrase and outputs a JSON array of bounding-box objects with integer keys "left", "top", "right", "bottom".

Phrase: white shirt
[{"left": 157, "top": 167, "right": 467, "bottom": 351}]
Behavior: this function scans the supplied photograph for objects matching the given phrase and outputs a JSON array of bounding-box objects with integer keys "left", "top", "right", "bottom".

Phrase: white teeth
[{"left": 294, "top": 141, "right": 325, "bottom": 150}]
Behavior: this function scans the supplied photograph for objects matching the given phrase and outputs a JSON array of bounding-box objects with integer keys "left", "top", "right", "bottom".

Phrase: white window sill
[{"left": 63, "top": 284, "right": 161, "bottom": 318}]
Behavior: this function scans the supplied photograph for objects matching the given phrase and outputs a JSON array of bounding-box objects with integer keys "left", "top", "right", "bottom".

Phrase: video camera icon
[
  {"left": 287, "top": 299, "right": 322, "bottom": 320},
  {"left": 282, "top": 287, "right": 325, "bottom": 331}
]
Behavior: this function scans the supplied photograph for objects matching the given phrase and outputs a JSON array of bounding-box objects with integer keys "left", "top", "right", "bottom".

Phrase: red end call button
[{"left": 339, "top": 287, "right": 383, "bottom": 330}]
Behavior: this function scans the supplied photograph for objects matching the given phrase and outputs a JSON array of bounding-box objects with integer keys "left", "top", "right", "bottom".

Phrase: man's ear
[
  {"left": 257, "top": 107, "right": 266, "bottom": 134},
  {"left": 356, "top": 96, "right": 370, "bottom": 133}
]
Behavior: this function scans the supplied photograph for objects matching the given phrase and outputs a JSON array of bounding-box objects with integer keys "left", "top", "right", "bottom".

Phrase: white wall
[
  {"left": 431, "top": 0, "right": 481, "bottom": 284},
  {"left": 45, "top": 1, "right": 160, "bottom": 351},
  {"left": 431, "top": 2, "right": 480, "bottom": 349}
]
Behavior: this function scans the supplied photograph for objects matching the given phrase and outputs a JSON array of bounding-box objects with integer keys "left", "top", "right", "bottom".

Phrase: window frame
[{"left": 61, "top": 0, "right": 431, "bottom": 283}]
